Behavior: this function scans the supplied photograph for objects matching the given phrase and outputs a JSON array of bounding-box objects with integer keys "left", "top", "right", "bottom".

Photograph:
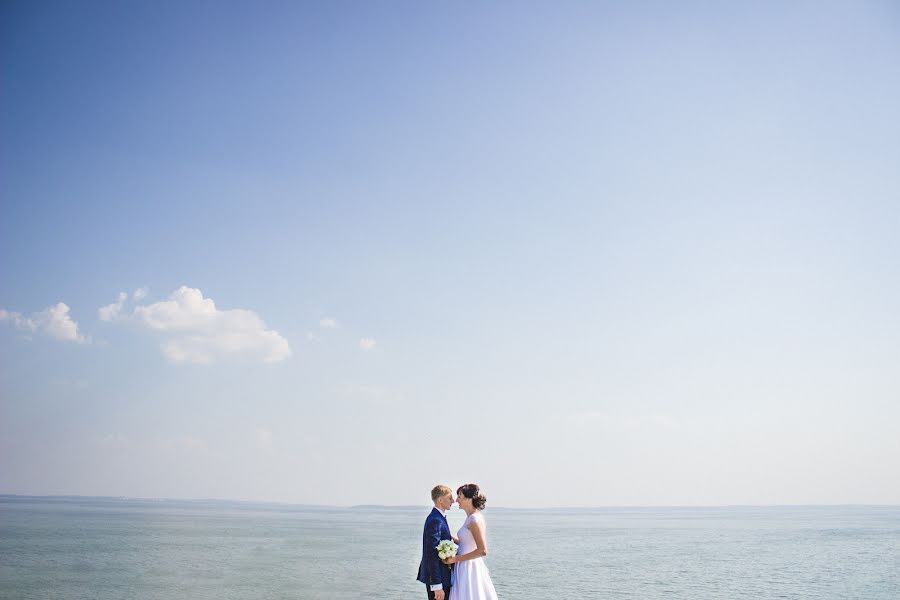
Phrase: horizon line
[{"left": 2, "top": 493, "right": 898, "bottom": 510}]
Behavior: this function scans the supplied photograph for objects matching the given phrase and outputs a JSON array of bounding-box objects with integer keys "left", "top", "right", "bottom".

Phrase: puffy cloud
[
  {"left": 129, "top": 286, "right": 290, "bottom": 364},
  {"left": 319, "top": 317, "right": 339, "bottom": 329},
  {"left": 98, "top": 288, "right": 148, "bottom": 321},
  {"left": 0, "top": 308, "right": 29, "bottom": 329},
  {"left": 1, "top": 302, "right": 88, "bottom": 343},
  {"left": 359, "top": 337, "right": 377, "bottom": 351},
  {"left": 38, "top": 304, "right": 88, "bottom": 342},
  {"left": 98, "top": 292, "right": 128, "bottom": 321}
]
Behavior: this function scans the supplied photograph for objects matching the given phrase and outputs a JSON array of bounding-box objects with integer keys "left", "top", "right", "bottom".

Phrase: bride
[{"left": 444, "top": 483, "right": 499, "bottom": 600}]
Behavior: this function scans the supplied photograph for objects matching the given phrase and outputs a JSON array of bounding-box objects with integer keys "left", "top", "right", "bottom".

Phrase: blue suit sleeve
[{"left": 424, "top": 517, "right": 444, "bottom": 585}]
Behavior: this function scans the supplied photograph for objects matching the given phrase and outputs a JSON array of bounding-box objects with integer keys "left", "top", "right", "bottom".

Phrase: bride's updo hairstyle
[{"left": 457, "top": 483, "right": 487, "bottom": 510}]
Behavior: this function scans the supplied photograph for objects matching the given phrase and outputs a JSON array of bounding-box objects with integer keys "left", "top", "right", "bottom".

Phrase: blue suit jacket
[{"left": 416, "top": 507, "right": 453, "bottom": 588}]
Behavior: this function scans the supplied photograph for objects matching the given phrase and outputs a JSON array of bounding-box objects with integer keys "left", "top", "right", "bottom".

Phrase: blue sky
[{"left": 2, "top": 1, "right": 899, "bottom": 507}]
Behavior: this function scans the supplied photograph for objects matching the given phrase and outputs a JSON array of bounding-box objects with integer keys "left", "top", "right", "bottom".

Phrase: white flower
[{"left": 436, "top": 539, "right": 458, "bottom": 560}]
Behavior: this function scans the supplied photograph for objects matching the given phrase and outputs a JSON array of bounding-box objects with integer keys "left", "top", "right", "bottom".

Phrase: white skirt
[{"left": 449, "top": 557, "right": 498, "bottom": 600}]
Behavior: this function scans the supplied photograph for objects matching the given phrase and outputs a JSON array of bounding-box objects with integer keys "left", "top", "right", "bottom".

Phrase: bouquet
[{"left": 436, "top": 539, "right": 458, "bottom": 561}]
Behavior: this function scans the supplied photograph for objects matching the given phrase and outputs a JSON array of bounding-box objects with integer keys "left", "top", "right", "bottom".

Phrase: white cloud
[
  {"left": 319, "top": 317, "right": 339, "bottom": 329},
  {"left": 99, "top": 288, "right": 148, "bottom": 321},
  {"left": 34, "top": 303, "right": 88, "bottom": 342},
  {"left": 1, "top": 302, "right": 88, "bottom": 343},
  {"left": 359, "top": 337, "right": 377, "bottom": 351},
  {"left": 98, "top": 292, "right": 128, "bottom": 321},
  {"left": 128, "top": 286, "right": 290, "bottom": 364},
  {"left": 0, "top": 308, "right": 28, "bottom": 329}
]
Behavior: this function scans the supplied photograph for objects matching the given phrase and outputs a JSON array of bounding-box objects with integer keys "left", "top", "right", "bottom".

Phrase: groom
[{"left": 417, "top": 484, "right": 455, "bottom": 600}]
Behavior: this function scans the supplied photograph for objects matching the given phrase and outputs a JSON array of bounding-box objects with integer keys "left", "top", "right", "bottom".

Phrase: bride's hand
[{"left": 443, "top": 556, "right": 457, "bottom": 565}]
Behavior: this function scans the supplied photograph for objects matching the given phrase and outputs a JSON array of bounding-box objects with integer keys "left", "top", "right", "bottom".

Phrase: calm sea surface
[{"left": 1, "top": 497, "right": 898, "bottom": 599}]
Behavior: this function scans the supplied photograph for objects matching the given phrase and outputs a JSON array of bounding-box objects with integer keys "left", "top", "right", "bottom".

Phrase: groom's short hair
[{"left": 431, "top": 485, "right": 452, "bottom": 501}]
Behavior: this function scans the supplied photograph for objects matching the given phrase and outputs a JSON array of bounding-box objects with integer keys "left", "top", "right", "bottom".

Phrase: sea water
[{"left": 1, "top": 497, "right": 898, "bottom": 599}]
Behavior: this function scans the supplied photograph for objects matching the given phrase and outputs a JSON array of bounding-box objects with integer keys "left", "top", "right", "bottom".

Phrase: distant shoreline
[{"left": 2, "top": 494, "right": 897, "bottom": 510}]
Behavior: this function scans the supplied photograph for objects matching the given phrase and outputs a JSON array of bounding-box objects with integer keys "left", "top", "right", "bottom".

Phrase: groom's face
[{"left": 438, "top": 492, "right": 454, "bottom": 511}]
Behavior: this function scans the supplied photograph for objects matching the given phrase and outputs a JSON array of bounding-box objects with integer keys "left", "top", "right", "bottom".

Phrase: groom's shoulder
[{"left": 423, "top": 507, "right": 440, "bottom": 522}]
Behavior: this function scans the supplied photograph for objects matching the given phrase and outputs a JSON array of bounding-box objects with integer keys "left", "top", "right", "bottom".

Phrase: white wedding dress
[{"left": 449, "top": 512, "right": 498, "bottom": 600}]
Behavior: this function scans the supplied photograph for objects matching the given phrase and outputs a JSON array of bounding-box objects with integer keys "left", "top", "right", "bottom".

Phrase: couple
[{"left": 417, "top": 483, "right": 498, "bottom": 600}]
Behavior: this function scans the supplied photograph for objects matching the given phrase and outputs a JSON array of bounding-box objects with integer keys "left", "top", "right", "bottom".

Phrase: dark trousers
[{"left": 426, "top": 585, "right": 451, "bottom": 599}]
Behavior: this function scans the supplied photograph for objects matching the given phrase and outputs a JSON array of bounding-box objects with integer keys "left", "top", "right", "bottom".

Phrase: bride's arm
[{"left": 444, "top": 519, "right": 487, "bottom": 564}]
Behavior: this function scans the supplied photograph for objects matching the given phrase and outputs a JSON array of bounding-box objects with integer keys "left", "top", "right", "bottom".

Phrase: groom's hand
[{"left": 434, "top": 590, "right": 445, "bottom": 600}]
